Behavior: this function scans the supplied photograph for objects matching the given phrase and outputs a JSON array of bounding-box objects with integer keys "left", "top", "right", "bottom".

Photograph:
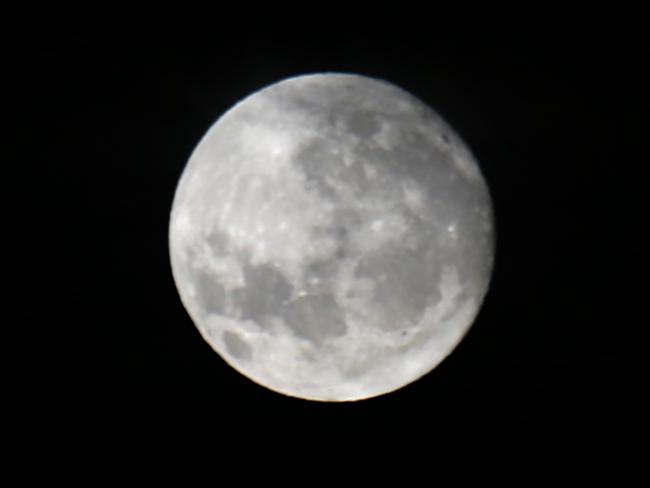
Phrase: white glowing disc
[{"left": 169, "top": 73, "right": 494, "bottom": 401}]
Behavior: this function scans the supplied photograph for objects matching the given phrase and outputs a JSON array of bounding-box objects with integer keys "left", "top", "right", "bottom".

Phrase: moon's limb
[{"left": 169, "top": 73, "right": 494, "bottom": 401}]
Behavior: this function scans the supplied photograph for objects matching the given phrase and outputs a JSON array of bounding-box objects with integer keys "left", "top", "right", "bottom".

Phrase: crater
[
  {"left": 222, "top": 330, "right": 253, "bottom": 361},
  {"left": 285, "top": 294, "right": 347, "bottom": 345}
]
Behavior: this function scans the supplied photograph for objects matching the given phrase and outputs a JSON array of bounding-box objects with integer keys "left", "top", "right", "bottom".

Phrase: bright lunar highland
[{"left": 169, "top": 73, "right": 494, "bottom": 401}]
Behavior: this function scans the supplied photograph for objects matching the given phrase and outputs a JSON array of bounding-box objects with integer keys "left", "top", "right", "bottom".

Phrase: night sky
[{"left": 6, "top": 4, "right": 648, "bottom": 483}]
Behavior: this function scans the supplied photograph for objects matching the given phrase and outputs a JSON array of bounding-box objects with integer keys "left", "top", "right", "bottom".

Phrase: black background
[{"left": 6, "top": 4, "right": 649, "bottom": 484}]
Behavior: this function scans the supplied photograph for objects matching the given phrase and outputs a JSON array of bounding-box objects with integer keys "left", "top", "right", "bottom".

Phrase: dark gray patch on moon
[
  {"left": 232, "top": 263, "right": 293, "bottom": 324},
  {"left": 356, "top": 244, "right": 441, "bottom": 330},
  {"left": 285, "top": 294, "right": 347, "bottom": 345},
  {"left": 206, "top": 228, "right": 231, "bottom": 254},
  {"left": 190, "top": 268, "right": 226, "bottom": 316},
  {"left": 295, "top": 140, "right": 344, "bottom": 199},
  {"left": 304, "top": 258, "right": 340, "bottom": 294},
  {"left": 385, "top": 138, "right": 448, "bottom": 191},
  {"left": 222, "top": 330, "right": 253, "bottom": 361},
  {"left": 343, "top": 111, "right": 381, "bottom": 138},
  {"left": 296, "top": 139, "right": 383, "bottom": 202}
]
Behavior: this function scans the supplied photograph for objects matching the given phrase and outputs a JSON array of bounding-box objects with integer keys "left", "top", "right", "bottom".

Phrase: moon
[{"left": 169, "top": 73, "right": 494, "bottom": 401}]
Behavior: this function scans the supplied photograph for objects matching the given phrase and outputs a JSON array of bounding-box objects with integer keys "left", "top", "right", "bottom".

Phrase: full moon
[{"left": 169, "top": 73, "right": 494, "bottom": 401}]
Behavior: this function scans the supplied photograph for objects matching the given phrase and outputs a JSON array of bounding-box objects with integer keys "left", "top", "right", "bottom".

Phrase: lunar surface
[{"left": 169, "top": 73, "right": 494, "bottom": 401}]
